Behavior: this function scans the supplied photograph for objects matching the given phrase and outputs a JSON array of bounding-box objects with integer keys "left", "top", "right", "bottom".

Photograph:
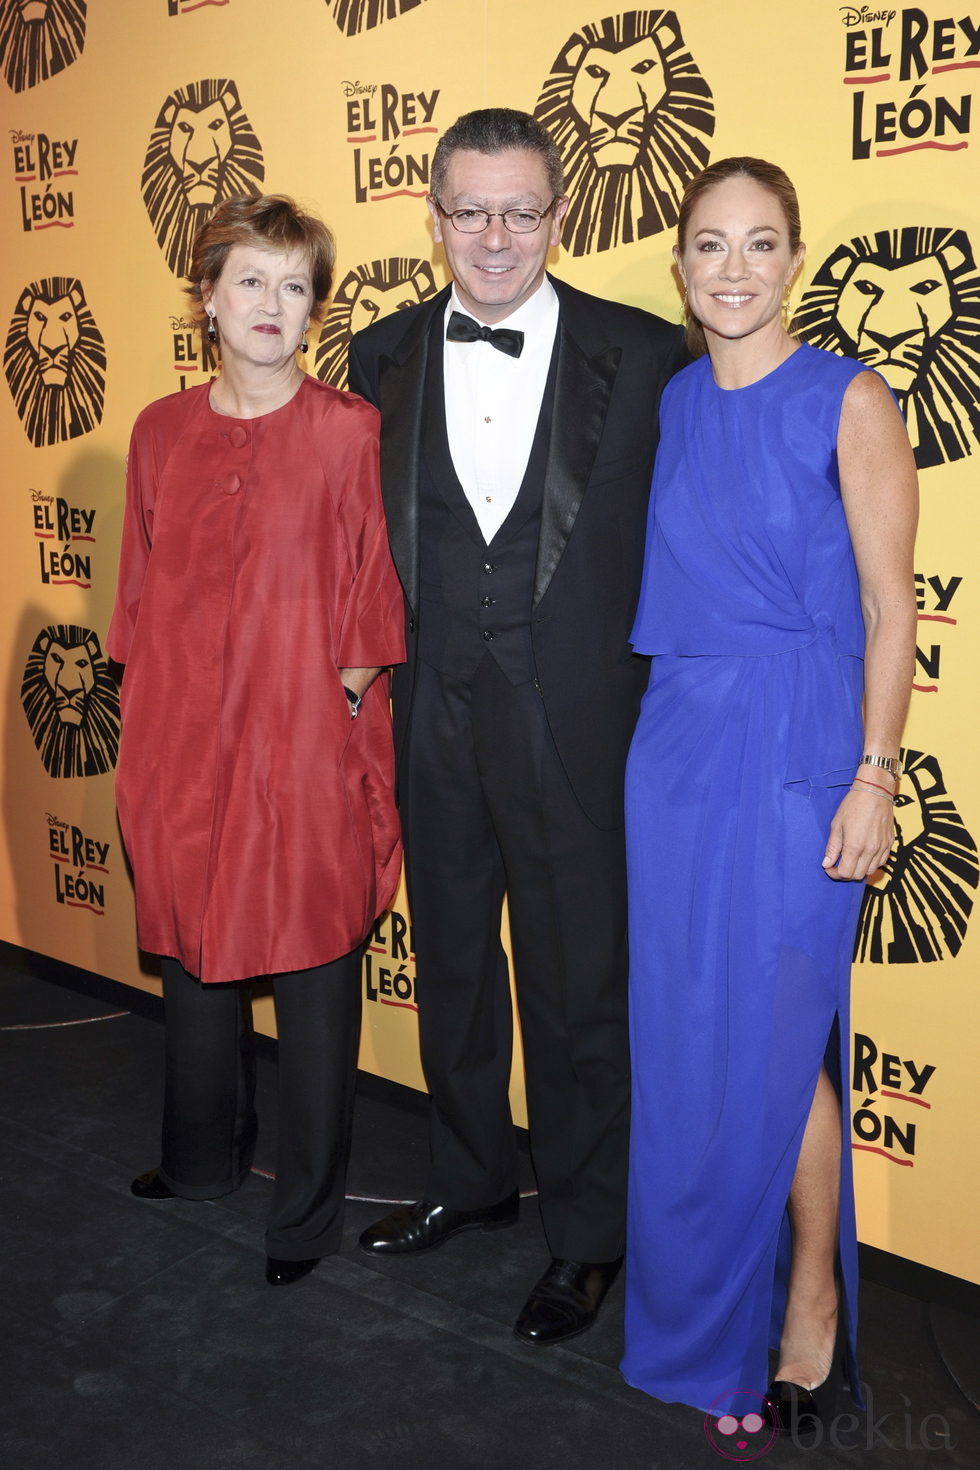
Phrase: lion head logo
[
  {"left": 315, "top": 257, "right": 437, "bottom": 389},
  {"left": 4, "top": 276, "right": 105, "bottom": 447},
  {"left": 21, "top": 625, "right": 120, "bottom": 778},
  {"left": 142, "top": 78, "right": 265, "bottom": 278},
  {"left": 854, "top": 749, "right": 978, "bottom": 964},
  {"left": 0, "top": 0, "right": 86, "bottom": 93},
  {"left": 534, "top": 9, "right": 714, "bottom": 256},
  {"left": 328, "top": 0, "right": 424, "bottom": 35},
  {"left": 794, "top": 227, "right": 980, "bottom": 471}
]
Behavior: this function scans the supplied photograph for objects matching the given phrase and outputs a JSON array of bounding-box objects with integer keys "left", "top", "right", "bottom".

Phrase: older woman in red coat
[{"left": 108, "top": 195, "right": 404, "bottom": 1284}]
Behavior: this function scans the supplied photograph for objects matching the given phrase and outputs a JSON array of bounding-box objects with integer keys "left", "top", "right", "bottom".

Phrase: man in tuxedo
[{"left": 349, "top": 108, "right": 684, "bottom": 1345}]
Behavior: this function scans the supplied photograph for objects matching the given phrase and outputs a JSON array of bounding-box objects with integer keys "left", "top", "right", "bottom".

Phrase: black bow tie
[{"left": 446, "top": 310, "right": 524, "bottom": 358}]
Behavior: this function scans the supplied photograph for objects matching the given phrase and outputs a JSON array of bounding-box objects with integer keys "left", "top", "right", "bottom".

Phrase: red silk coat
[{"left": 108, "top": 376, "right": 405, "bottom": 983}]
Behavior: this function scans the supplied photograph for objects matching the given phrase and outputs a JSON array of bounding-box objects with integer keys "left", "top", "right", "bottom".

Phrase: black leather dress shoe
[
  {"left": 513, "top": 1257, "right": 623, "bottom": 1345},
  {"left": 131, "top": 1168, "right": 177, "bottom": 1200},
  {"left": 265, "top": 1256, "right": 320, "bottom": 1286},
  {"left": 358, "top": 1190, "right": 519, "bottom": 1255}
]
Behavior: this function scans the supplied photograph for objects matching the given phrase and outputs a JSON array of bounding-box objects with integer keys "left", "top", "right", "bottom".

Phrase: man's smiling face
[{"left": 428, "top": 148, "right": 568, "bottom": 325}]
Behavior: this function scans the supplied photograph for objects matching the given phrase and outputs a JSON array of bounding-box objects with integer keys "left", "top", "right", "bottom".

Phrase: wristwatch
[
  {"left": 860, "top": 754, "right": 902, "bottom": 779},
  {"left": 342, "top": 685, "right": 362, "bottom": 719}
]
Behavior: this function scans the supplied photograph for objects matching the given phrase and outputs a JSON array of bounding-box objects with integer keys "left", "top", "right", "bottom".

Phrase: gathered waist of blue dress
[{"left": 630, "top": 611, "right": 865, "bottom": 661}]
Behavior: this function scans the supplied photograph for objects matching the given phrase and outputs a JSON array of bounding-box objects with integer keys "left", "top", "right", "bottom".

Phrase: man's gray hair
[{"left": 430, "top": 108, "right": 565, "bottom": 202}]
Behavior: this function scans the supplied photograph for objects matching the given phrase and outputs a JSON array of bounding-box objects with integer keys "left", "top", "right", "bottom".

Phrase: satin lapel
[
  {"left": 377, "top": 301, "right": 444, "bottom": 613},
  {"left": 533, "top": 324, "right": 620, "bottom": 608}
]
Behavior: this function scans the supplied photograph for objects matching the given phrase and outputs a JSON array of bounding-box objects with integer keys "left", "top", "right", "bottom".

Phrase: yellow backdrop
[{"left": 1, "top": 0, "right": 977, "bottom": 1285}]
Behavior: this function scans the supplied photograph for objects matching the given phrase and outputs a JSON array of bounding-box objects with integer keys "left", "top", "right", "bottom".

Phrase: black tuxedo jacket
[{"left": 348, "top": 274, "right": 686, "bottom": 829}]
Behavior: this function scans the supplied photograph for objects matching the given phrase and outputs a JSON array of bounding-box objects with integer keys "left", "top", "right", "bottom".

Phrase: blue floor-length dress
[{"left": 622, "top": 344, "right": 871, "bottom": 1417}]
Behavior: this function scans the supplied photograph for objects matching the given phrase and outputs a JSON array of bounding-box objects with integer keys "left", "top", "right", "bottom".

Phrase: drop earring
[
  {"left": 206, "top": 310, "right": 217, "bottom": 344},
  {"left": 781, "top": 292, "right": 792, "bottom": 332},
  {"left": 300, "top": 322, "right": 309, "bottom": 353}
]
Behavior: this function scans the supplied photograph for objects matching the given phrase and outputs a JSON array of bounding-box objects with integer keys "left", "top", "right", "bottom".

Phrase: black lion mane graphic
[
  {"left": 794, "top": 226, "right": 980, "bottom": 471},
  {"left": 854, "top": 749, "right": 978, "bottom": 964},
  {"left": 534, "top": 9, "right": 714, "bottom": 257},
  {"left": 315, "top": 257, "right": 437, "bottom": 388},
  {"left": 0, "top": 0, "right": 86, "bottom": 93},
  {"left": 4, "top": 276, "right": 105, "bottom": 447},
  {"left": 329, "top": 0, "right": 424, "bottom": 36},
  {"left": 142, "top": 77, "right": 264, "bottom": 278},
  {"left": 21, "top": 625, "right": 120, "bottom": 779}
]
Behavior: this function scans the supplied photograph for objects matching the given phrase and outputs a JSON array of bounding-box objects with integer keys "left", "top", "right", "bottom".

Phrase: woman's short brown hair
[
  {"left": 186, "top": 194, "right": 336, "bottom": 327},
  {"left": 676, "top": 157, "right": 803, "bottom": 357}
]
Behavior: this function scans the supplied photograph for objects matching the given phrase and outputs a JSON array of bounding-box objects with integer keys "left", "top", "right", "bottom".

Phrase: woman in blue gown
[{"left": 621, "top": 158, "right": 918, "bottom": 1429}]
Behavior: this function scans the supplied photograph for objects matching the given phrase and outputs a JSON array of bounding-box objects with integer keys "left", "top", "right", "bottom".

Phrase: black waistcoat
[{"left": 417, "top": 320, "right": 559, "bottom": 686}]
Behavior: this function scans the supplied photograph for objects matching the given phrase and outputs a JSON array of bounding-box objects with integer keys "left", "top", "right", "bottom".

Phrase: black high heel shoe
[{"left": 766, "top": 1315, "right": 845, "bottom": 1442}]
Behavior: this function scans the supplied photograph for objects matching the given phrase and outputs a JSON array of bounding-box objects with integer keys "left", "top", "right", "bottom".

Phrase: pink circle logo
[{"left": 703, "top": 1391, "right": 779, "bottom": 1461}]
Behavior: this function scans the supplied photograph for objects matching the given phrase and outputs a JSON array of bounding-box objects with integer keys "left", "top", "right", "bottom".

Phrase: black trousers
[
  {"left": 401, "top": 655, "right": 631, "bottom": 1263},
  {"left": 158, "top": 949, "right": 361, "bottom": 1260}
]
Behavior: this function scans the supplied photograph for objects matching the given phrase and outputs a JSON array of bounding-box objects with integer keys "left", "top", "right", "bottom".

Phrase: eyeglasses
[{"left": 433, "top": 198, "right": 561, "bottom": 234}]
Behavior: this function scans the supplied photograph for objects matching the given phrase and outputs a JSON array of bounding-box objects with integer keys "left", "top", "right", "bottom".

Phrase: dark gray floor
[{"left": 1, "top": 957, "right": 977, "bottom": 1470}]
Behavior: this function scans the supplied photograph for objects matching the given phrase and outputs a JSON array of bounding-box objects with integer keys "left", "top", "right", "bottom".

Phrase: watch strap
[{"left": 860, "top": 753, "right": 902, "bottom": 779}]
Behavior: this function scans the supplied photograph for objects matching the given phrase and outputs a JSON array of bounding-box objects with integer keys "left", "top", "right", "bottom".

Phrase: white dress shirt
[{"left": 442, "top": 279, "right": 559, "bottom": 543}]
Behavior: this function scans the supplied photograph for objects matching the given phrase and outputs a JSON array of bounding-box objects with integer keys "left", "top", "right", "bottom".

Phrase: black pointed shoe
[
  {"left": 767, "top": 1307, "right": 845, "bottom": 1441},
  {"left": 358, "top": 1191, "right": 519, "bottom": 1255},
  {"left": 767, "top": 1337, "right": 844, "bottom": 1441},
  {"left": 513, "top": 1257, "right": 623, "bottom": 1345},
  {"left": 766, "top": 1380, "right": 818, "bottom": 1440},
  {"left": 265, "top": 1256, "right": 320, "bottom": 1286},
  {"left": 131, "top": 1168, "right": 177, "bottom": 1200}
]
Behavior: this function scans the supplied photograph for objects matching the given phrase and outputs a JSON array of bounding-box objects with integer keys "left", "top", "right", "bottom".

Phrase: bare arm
[
  {"left": 339, "top": 666, "right": 384, "bottom": 700},
  {"left": 822, "top": 370, "right": 919, "bottom": 881}
]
